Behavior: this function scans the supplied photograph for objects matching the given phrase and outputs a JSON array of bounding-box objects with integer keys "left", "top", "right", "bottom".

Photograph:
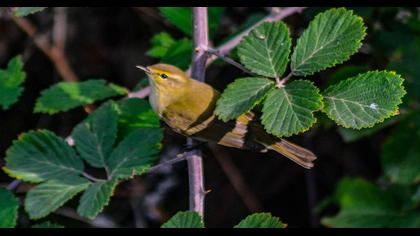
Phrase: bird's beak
[{"left": 136, "top": 65, "right": 151, "bottom": 74}]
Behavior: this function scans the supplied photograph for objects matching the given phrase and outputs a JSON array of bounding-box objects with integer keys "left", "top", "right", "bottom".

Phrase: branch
[
  {"left": 11, "top": 11, "right": 98, "bottom": 113},
  {"left": 82, "top": 172, "right": 103, "bottom": 182},
  {"left": 209, "top": 7, "right": 306, "bottom": 62},
  {"left": 186, "top": 7, "right": 209, "bottom": 218},
  {"left": 147, "top": 152, "right": 188, "bottom": 173},
  {"left": 6, "top": 179, "right": 22, "bottom": 191},
  {"left": 205, "top": 47, "right": 256, "bottom": 75},
  {"left": 11, "top": 14, "right": 79, "bottom": 82},
  {"left": 127, "top": 86, "right": 151, "bottom": 99}
]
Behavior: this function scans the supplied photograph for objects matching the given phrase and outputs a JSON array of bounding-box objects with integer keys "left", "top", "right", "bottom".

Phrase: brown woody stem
[{"left": 187, "top": 7, "right": 209, "bottom": 218}]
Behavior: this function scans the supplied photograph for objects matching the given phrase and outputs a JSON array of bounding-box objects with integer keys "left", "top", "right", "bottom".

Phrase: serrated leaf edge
[
  {"left": 77, "top": 180, "right": 118, "bottom": 220},
  {"left": 261, "top": 80, "right": 324, "bottom": 138},
  {"left": 24, "top": 180, "right": 91, "bottom": 220},
  {"left": 3, "top": 129, "right": 83, "bottom": 183},
  {"left": 237, "top": 21, "right": 292, "bottom": 78},
  {"left": 33, "top": 80, "right": 124, "bottom": 115},
  {"left": 321, "top": 70, "right": 406, "bottom": 130},
  {"left": 161, "top": 210, "right": 205, "bottom": 228},
  {"left": 215, "top": 77, "right": 275, "bottom": 122},
  {"left": 234, "top": 212, "right": 287, "bottom": 228},
  {"left": 291, "top": 8, "right": 367, "bottom": 77}
]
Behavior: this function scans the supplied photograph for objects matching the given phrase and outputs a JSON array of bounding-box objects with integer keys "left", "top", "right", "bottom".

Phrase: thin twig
[
  {"left": 147, "top": 153, "right": 188, "bottom": 173},
  {"left": 127, "top": 86, "right": 151, "bottom": 99},
  {"left": 205, "top": 47, "right": 256, "bottom": 76},
  {"left": 186, "top": 7, "right": 209, "bottom": 218},
  {"left": 82, "top": 172, "right": 103, "bottom": 182},
  {"left": 206, "top": 7, "right": 306, "bottom": 67},
  {"left": 11, "top": 10, "right": 100, "bottom": 114},
  {"left": 53, "top": 7, "right": 67, "bottom": 52},
  {"left": 6, "top": 179, "right": 22, "bottom": 191},
  {"left": 11, "top": 14, "right": 79, "bottom": 82}
]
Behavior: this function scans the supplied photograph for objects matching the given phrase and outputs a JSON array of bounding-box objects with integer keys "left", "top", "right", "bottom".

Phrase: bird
[{"left": 137, "top": 63, "right": 317, "bottom": 169}]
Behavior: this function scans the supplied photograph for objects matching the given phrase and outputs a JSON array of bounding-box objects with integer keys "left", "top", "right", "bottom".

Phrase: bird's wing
[{"left": 190, "top": 111, "right": 265, "bottom": 150}]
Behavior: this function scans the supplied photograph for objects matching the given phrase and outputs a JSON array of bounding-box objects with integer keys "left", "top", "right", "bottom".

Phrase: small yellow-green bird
[{"left": 138, "top": 63, "right": 317, "bottom": 169}]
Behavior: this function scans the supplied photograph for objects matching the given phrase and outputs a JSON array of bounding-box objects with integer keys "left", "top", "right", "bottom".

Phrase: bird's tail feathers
[{"left": 266, "top": 139, "right": 317, "bottom": 169}]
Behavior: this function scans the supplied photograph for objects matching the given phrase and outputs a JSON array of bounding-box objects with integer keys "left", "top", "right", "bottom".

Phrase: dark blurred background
[{"left": 0, "top": 7, "right": 419, "bottom": 228}]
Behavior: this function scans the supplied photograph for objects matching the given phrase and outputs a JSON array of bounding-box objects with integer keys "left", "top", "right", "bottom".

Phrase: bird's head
[{"left": 137, "top": 63, "right": 190, "bottom": 90}]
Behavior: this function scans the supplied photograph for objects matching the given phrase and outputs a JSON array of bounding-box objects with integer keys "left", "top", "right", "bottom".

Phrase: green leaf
[
  {"left": 238, "top": 21, "right": 291, "bottom": 78},
  {"left": 159, "top": 7, "right": 193, "bottom": 36},
  {"left": 107, "top": 128, "right": 162, "bottom": 180},
  {"left": 215, "top": 78, "right": 274, "bottom": 121},
  {"left": 14, "top": 7, "right": 47, "bottom": 17},
  {"left": 261, "top": 80, "right": 323, "bottom": 137},
  {"left": 115, "top": 98, "right": 160, "bottom": 138},
  {"left": 147, "top": 32, "right": 176, "bottom": 58},
  {"left": 3, "top": 130, "right": 84, "bottom": 183},
  {"left": 161, "top": 38, "right": 192, "bottom": 70},
  {"left": 234, "top": 213, "right": 286, "bottom": 228},
  {"left": 322, "top": 71, "right": 406, "bottom": 129},
  {"left": 321, "top": 178, "right": 420, "bottom": 227},
  {"left": 0, "top": 188, "right": 19, "bottom": 228},
  {"left": 77, "top": 180, "right": 118, "bottom": 219},
  {"left": 291, "top": 8, "right": 366, "bottom": 76},
  {"left": 159, "top": 7, "right": 224, "bottom": 38},
  {"left": 25, "top": 176, "right": 91, "bottom": 220},
  {"left": 161, "top": 211, "right": 204, "bottom": 228},
  {"left": 34, "top": 80, "right": 127, "bottom": 115},
  {"left": 381, "top": 112, "right": 420, "bottom": 184},
  {"left": 72, "top": 102, "right": 118, "bottom": 168},
  {"left": 0, "top": 55, "right": 26, "bottom": 109},
  {"left": 32, "top": 222, "right": 64, "bottom": 228}
]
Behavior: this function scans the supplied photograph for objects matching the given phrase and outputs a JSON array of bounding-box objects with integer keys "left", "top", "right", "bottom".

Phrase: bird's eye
[{"left": 160, "top": 74, "right": 168, "bottom": 79}]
